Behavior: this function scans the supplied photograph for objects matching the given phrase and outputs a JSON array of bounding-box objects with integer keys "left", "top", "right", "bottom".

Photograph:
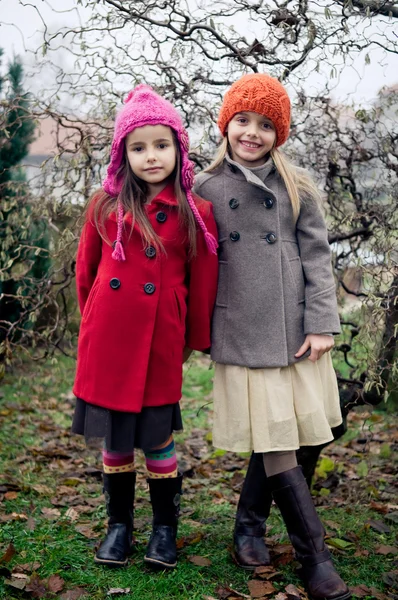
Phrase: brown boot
[
  {"left": 234, "top": 452, "right": 272, "bottom": 569},
  {"left": 268, "top": 467, "right": 350, "bottom": 600}
]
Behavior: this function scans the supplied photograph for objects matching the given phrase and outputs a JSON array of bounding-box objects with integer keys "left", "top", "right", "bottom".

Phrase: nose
[
  {"left": 147, "top": 150, "right": 157, "bottom": 163},
  {"left": 246, "top": 124, "right": 260, "bottom": 138}
]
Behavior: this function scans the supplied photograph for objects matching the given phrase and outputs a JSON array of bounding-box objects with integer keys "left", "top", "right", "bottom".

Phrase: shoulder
[
  {"left": 192, "top": 192, "right": 214, "bottom": 219},
  {"left": 85, "top": 188, "right": 112, "bottom": 223},
  {"left": 194, "top": 167, "right": 224, "bottom": 195}
]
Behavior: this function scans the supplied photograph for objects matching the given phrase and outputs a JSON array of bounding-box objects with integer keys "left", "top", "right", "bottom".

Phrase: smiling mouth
[
  {"left": 239, "top": 140, "right": 262, "bottom": 149},
  {"left": 145, "top": 167, "right": 162, "bottom": 172}
]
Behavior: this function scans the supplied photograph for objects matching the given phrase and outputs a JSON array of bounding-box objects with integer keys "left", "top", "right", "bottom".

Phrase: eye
[
  {"left": 132, "top": 146, "right": 143, "bottom": 152},
  {"left": 158, "top": 143, "right": 169, "bottom": 149},
  {"left": 236, "top": 117, "right": 247, "bottom": 124},
  {"left": 262, "top": 123, "right": 273, "bottom": 130}
]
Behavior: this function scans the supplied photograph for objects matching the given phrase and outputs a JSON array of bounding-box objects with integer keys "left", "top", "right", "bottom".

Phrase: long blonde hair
[{"left": 204, "top": 137, "right": 321, "bottom": 221}]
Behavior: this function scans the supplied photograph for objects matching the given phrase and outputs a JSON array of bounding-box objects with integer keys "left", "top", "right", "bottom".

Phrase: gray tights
[{"left": 262, "top": 450, "right": 297, "bottom": 477}]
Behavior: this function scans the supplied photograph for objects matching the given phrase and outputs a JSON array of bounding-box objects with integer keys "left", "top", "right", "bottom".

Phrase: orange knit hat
[{"left": 217, "top": 73, "right": 291, "bottom": 147}]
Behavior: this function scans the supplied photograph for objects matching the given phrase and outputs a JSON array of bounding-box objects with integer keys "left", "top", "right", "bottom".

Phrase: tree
[{"left": 0, "top": 51, "right": 49, "bottom": 375}]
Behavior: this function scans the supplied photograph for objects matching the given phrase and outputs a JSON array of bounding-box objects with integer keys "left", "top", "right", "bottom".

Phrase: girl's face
[
  {"left": 125, "top": 125, "right": 176, "bottom": 194},
  {"left": 227, "top": 111, "right": 276, "bottom": 168}
]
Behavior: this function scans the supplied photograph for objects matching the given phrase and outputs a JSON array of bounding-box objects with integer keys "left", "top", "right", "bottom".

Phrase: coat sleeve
[
  {"left": 296, "top": 197, "right": 341, "bottom": 335},
  {"left": 75, "top": 213, "right": 102, "bottom": 315},
  {"left": 185, "top": 202, "right": 219, "bottom": 351}
]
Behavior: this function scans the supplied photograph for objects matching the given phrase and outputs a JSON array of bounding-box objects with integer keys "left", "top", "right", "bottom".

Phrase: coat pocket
[
  {"left": 288, "top": 256, "right": 305, "bottom": 304},
  {"left": 216, "top": 261, "right": 228, "bottom": 308},
  {"left": 82, "top": 279, "right": 100, "bottom": 321}
]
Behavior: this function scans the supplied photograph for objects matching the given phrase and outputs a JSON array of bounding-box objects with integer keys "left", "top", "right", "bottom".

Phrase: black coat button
[
  {"left": 230, "top": 231, "right": 240, "bottom": 242},
  {"left": 265, "top": 232, "right": 277, "bottom": 244},
  {"left": 263, "top": 196, "right": 274, "bottom": 209},
  {"left": 229, "top": 198, "right": 239, "bottom": 209},
  {"left": 144, "top": 282, "right": 156, "bottom": 295},
  {"left": 156, "top": 211, "right": 167, "bottom": 223},
  {"left": 145, "top": 246, "right": 156, "bottom": 259},
  {"left": 110, "top": 277, "right": 121, "bottom": 290}
]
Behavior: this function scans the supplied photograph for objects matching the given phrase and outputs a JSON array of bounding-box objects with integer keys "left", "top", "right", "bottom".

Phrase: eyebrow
[{"left": 128, "top": 137, "right": 172, "bottom": 146}]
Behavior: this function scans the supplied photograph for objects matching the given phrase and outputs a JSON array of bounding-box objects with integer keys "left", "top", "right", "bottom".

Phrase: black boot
[
  {"left": 94, "top": 471, "right": 136, "bottom": 568},
  {"left": 144, "top": 475, "right": 182, "bottom": 569},
  {"left": 268, "top": 467, "right": 350, "bottom": 600},
  {"left": 234, "top": 452, "right": 272, "bottom": 569}
]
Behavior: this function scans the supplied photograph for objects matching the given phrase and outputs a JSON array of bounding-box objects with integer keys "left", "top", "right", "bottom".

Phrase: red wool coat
[{"left": 73, "top": 183, "right": 218, "bottom": 413}]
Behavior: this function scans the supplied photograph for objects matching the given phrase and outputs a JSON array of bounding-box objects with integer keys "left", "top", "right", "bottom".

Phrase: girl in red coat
[{"left": 72, "top": 85, "right": 218, "bottom": 569}]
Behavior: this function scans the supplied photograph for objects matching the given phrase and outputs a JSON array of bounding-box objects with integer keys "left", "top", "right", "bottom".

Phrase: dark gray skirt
[{"left": 72, "top": 398, "right": 183, "bottom": 453}]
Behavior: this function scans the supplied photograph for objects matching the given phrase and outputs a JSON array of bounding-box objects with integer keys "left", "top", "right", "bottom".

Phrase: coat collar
[{"left": 223, "top": 154, "right": 277, "bottom": 192}]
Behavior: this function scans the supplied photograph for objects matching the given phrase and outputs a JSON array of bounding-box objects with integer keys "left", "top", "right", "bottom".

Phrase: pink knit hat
[{"left": 103, "top": 84, "right": 218, "bottom": 260}]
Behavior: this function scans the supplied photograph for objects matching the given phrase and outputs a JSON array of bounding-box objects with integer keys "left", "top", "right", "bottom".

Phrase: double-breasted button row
[
  {"left": 263, "top": 232, "right": 277, "bottom": 244},
  {"left": 229, "top": 198, "right": 239, "bottom": 209},
  {"left": 110, "top": 277, "right": 121, "bottom": 290},
  {"left": 144, "top": 282, "right": 156, "bottom": 295},
  {"left": 156, "top": 211, "right": 167, "bottom": 223},
  {"left": 145, "top": 246, "right": 156, "bottom": 259},
  {"left": 263, "top": 196, "right": 274, "bottom": 209},
  {"left": 230, "top": 231, "right": 240, "bottom": 242}
]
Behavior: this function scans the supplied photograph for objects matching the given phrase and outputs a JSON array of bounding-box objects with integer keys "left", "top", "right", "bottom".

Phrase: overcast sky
[{"left": 1, "top": 0, "right": 397, "bottom": 107}]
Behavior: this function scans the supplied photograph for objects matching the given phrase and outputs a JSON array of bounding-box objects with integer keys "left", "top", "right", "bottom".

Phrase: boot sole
[
  {"left": 144, "top": 556, "right": 177, "bottom": 569},
  {"left": 94, "top": 556, "right": 129, "bottom": 568},
  {"left": 232, "top": 552, "right": 271, "bottom": 571}
]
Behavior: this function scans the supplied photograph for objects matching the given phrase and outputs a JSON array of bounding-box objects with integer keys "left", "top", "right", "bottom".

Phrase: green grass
[{"left": 0, "top": 353, "right": 397, "bottom": 599}]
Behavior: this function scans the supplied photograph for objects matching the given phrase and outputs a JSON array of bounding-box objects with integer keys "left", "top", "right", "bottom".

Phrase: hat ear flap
[{"left": 181, "top": 160, "right": 195, "bottom": 191}]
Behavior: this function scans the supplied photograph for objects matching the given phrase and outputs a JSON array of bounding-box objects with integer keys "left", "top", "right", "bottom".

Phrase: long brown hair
[{"left": 88, "top": 131, "right": 198, "bottom": 255}]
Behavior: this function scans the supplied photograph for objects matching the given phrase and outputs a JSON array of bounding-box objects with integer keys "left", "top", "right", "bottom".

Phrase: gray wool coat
[{"left": 193, "top": 156, "right": 341, "bottom": 368}]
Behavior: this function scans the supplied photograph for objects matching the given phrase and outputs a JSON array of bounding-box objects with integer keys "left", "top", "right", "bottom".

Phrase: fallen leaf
[
  {"left": 274, "top": 594, "right": 288, "bottom": 600},
  {"left": 27, "top": 517, "right": 36, "bottom": 531},
  {"left": 367, "top": 519, "right": 391, "bottom": 534},
  {"left": 65, "top": 507, "right": 79, "bottom": 521},
  {"left": 26, "top": 573, "right": 48, "bottom": 598},
  {"left": 5, "top": 576, "right": 27, "bottom": 591},
  {"left": 327, "top": 538, "right": 354, "bottom": 550},
  {"left": 285, "top": 584, "right": 301, "bottom": 600},
  {"left": 350, "top": 584, "right": 372, "bottom": 597},
  {"left": 188, "top": 555, "right": 212, "bottom": 566},
  {"left": 75, "top": 523, "right": 100, "bottom": 539},
  {"left": 375, "top": 545, "right": 398, "bottom": 556},
  {"left": 385, "top": 511, "right": 398, "bottom": 525},
  {"left": 41, "top": 507, "right": 61, "bottom": 520},
  {"left": 4, "top": 491, "right": 18, "bottom": 501},
  {"left": 324, "top": 520, "right": 340, "bottom": 531},
  {"left": 176, "top": 531, "right": 204, "bottom": 549},
  {"left": 47, "top": 574, "right": 65, "bottom": 593},
  {"left": 253, "top": 565, "right": 281, "bottom": 580},
  {"left": 32, "top": 484, "right": 54, "bottom": 496},
  {"left": 0, "top": 542, "right": 16, "bottom": 563},
  {"left": 247, "top": 580, "right": 276, "bottom": 597},
  {"left": 382, "top": 570, "right": 398, "bottom": 588},
  {"left": 13, "top": 561, "right": 41, "bottom": 573},
  {"left": 107, "top": 589, "right": 131, "bottom": 595}
]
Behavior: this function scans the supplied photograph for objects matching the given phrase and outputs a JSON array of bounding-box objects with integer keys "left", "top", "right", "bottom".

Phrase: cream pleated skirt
[{"left": 213, "top": 352, "right": 343, "bottom": 453}]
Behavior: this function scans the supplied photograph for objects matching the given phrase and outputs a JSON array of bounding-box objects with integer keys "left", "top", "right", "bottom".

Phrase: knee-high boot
[
  {"left": 234, "top": 452, "right": 272, "bottom": 569},
  {"left": 95, "top": 471, "right": 136, "bottom": 568},
  {"left": 144, "top": 475, "right": 182, "bottom": 569},
  {"left": 268, "top": 467, "right": 350, "bottom": 600}
]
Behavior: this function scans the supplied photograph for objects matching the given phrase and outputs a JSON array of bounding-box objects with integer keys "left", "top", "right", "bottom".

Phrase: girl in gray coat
[{"left": 194, "top": 74, "right": 350, "bottom": 600}]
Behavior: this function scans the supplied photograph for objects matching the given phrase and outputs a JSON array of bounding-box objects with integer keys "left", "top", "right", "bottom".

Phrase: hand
[
  {"left": 183, "top": 346, "right": 193, "bottom": 363},
  {"left": 295, "top": 334, "right": 334, "bottom": 363}
]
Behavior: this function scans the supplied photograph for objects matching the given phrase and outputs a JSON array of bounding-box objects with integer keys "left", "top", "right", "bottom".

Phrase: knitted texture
[
  {"left": 217, "top": 73, "right": 291, "bottom": 147},
  {"left": 103, "top": 84, "right": 217, "bottom": 259}
]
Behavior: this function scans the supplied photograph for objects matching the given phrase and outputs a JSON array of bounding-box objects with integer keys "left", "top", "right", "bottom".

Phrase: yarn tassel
[
  {"left": 204, "top": 231, "right": 218, "bottom": 255},
  {"left": 112, "top": 240, "right": 126, "bottom": 261},
  {"left": 111, "top": 200, "right": 126, "bottom": 262}
]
